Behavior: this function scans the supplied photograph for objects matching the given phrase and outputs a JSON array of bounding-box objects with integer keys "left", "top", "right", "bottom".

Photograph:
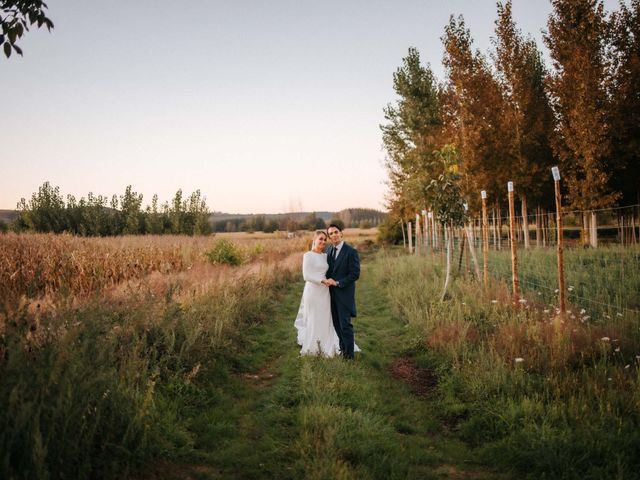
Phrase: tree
[
  {"left": 119, "top": 185, "right": 143, "bottom": 235},
  {"left": 424, "top": 145, "right": 467, "bottom": 300},
  {"left": 441, "top": 15, "right": 507, "bottom": 213},
  {"left": 545, "top": 0, "right": 620, "bottom": 245},
  {"left": 494, "top": 1, "right": 556, "bottom": 247},
  {"left": 608, "top": 0, "right": 640, "bottom": 205},
  {"left": 1, "top": 0, "right": 54, "bottom": 58},
  {"left": 14, "top": 181, "right": 66, "bottom": 233},
  {"left": 380, "top": 47, "right": 443, "bottom": 233}
]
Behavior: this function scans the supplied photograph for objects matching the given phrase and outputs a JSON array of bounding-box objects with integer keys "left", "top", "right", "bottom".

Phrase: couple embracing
[{"left": 294, "top": 224, "right": 361, "bottom": 360}]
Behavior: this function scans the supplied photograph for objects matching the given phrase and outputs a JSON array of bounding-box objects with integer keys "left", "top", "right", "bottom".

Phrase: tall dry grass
[{"left": 0, "top": 232, "right": 308, "bottom": 479}]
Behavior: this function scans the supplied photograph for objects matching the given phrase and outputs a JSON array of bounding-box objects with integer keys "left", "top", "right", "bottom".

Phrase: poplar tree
[
  {"left": 545, "top": 0, "right": 620, "bottom": 244},
  {"left": 494, "top": 1, "right": 555, "bottom": 247},
  {"left": 441, "top": 15, "right": 506, "bottom": 213},
  {"left": 381, "top": 47, "right": 442, "bottom": 218},
  {"left": 609, "top": 0, "right": 640, "bottom": 205}
]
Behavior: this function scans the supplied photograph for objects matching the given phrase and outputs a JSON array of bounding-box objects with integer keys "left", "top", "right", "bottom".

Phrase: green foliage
[
  {"left": 204, "top": 239, "right": 244, "bottom": 265},
  {"left": 12, "top": 182, "right": 211, "bottom": 236},
  {"left": 425, "top": 145, "right": 467, "bottom": 227},
  {"left": 377, "top": 217, "right": 404, "bottom": 244},
  {"left": 0, "top": 219, "right": 7, "bottom": 233},
  {"left": 1, "top": 0, "right": 53, "bottom": 58}
]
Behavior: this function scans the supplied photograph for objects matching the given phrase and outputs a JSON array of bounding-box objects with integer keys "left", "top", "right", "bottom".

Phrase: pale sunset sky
[{"left": 0, "top": 0, "right": 618, "bottom": 214}]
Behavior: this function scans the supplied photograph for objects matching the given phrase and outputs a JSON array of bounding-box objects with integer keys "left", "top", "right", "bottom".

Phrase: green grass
[
  {"left": 135, "top": 250, "right": 504, "bottom": 479},
  {"left": 487, "top": 245, "right": 640, "bottom": 318},
  {"left": 12, "top": 245, "right": 635, "bottom": 479},
  {"left": 159, "top": 250, "right": 504, "bottom": 480},
  {"left": 372, "top": 248, "right": 640, "bottom": 480}
]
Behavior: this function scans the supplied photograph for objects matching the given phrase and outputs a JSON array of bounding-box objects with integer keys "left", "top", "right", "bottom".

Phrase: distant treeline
[
  {"left": 212, "top": 208, "right": 386, "bottom": 233},
  {"left": 6, "top": 182, "right": 211, "bottom": 236},
  {"left": 1, "top": 182, "right": 387, "bottom": 236}
]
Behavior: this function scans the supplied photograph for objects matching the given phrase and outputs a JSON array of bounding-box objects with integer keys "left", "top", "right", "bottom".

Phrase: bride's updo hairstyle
[{"left": 311, "top": 230, "right": 328, "bottom": 250}]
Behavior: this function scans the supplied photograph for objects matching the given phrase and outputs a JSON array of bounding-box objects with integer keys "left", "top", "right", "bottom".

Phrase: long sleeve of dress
[{"left": 303, "top": 253, "right": 326, "bottom": 285}]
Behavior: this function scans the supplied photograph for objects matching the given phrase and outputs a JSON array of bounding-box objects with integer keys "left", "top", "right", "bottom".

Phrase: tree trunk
[
  {"left": 590, "top": 211, "right": 598, "bottom": 248},
  {"left": 401, "top": 219, "right": 406, "bottom": 249},
  {"left": 407, "top": 221, "right": 413, "bottom": 253},
  {"left": 582, "top": 211, "right": 590, "bottom": 247},
  {"left": 441, "top": 224, "right": 453, "bottom": 301},
  {"left": 497, "top": 204, "right": 502, "bottom": 250},
  {"left": 466, "top": 223, "right": 481, "bottom": 280},
  {"left": 457, "top": 231, "right": 466, "bottom": 274},
  {"left": 492, "top": 208, "right": 497, "bottom": 249},
  {"left": 521, "top": 195, "right": 530, "bottom": 249},
  {"left": 536, "top": 206, "right": 542, "bottom": 248}
]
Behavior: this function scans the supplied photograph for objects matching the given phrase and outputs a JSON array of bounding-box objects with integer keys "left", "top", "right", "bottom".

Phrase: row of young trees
[
  {"left": 381, "top": 0, "right": 640, "bottom": 245},
  {"left": 10, "top": 182, "right": 211, "bottom": 236}
]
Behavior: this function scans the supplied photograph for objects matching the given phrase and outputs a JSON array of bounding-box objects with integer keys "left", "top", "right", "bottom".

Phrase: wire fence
[{"left": 404, "top": 204, "right": 640, "bottom": 322}]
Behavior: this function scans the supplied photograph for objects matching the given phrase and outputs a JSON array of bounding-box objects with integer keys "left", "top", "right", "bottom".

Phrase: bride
[
  {"left": 295, "top": 230, "right": 359, "bottom": 357},
  {"left": 294, "top": 230, "right": 341, "bottom": 357}
]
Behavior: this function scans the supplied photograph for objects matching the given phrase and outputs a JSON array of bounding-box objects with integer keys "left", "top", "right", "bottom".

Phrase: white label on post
[
  {"left": 463, "top": 202, "right": 468, "bottom": 211},
  {"left": 421, "top": 209, "right": 427, "bottom": 215},
  {"left": 481, "top": 190, "right": 487, "bottom": 199},
  {"left": 552, "top": 166, "right": 561, "bottom": 181},
  {"left": 428, "top": 211, "right": 432, "bottom": 219},
  {"left": 507, "top": 181, "right": 514, "bottom": 192}
]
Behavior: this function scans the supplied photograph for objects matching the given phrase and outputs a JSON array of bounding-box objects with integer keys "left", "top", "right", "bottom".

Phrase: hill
[{"left": 0, "top": 210, "right": 17, "bottom": 223}]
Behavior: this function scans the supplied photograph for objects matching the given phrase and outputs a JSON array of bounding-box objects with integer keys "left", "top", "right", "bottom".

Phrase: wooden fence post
[
  {"left": 407, "top": 221, "right": 413, "bottom": 254},
  {"left": 415, "top": 213, "right": 421, "bottom": 255},
  {"left": 422, "top": 210, "right": 429, "bottom": 252},
  {"left": 552, "top": 166, "right": 566, "bottom": 318},
  {"left": 481, "top": 190, "right": 489, "bottom": 287},
  {"left": 590, "top": 211, "right": 598, "bottom": 248},
  {"left": 508, "top": 181, "right": 520, "bottom": 306}
]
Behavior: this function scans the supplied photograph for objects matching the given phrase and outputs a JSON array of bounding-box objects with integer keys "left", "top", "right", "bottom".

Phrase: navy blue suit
[{"left": 327, "top": 242, "right": 360, "bottom": 359}]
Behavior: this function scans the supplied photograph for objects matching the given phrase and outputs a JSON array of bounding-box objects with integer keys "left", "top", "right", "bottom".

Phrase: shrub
[{"left": 204, "top": 239, "right": 244, "bottom": 265}]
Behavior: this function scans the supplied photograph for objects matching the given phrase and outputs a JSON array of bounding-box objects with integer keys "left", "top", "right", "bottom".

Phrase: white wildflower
[
  {"left": 617, "top": 313, "right": 623, "bottom": 317},
  {"left": 568, "top": 286, "right": 575, "bottom": 292},
  {"left": 543, "top": 309, "right": 550, "bottom": 313},
  {"left": 615, "top": 347, "right": 620, "bottom": 352},
  {"left": 519, "top": 298, "right": 527, "bottom": 304},
  {"left": 491, "top": 300, "right": 498, "bottom": 304},
  {"left": 580, "top": 309, "right": 586, "bottom": 315},
  {"left": 601, "top": 337, "right": 610, "bottom": 342},
  {"left": 625, "top": 365, "right": 630, "bottom": 369},
  {"left": 515, "top": 358, "right": 524, "bottom": 363}
]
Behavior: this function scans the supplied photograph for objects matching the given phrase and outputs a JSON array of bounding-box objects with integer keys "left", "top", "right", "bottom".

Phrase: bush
[
  {"left": 204, "top": 239, "right": 244, "bottom": 265},
  {"left": 0, "top": 219, "right": 7, "bottom": 233},
  {"left": 377, "top": 218, "right": 403, "bottom": 244}
]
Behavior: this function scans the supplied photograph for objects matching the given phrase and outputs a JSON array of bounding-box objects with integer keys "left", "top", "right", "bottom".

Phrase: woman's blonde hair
[{"left": 311, "top": 230, "right": 328, "bottom": 250}]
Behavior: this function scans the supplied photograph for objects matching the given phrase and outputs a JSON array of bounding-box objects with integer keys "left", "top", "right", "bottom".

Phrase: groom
[{"left": 325, "top": 224, "right": 360, "bottom": 360}]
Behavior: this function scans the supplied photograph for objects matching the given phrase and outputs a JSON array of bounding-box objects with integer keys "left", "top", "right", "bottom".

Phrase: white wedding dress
[{"left": 295, "top": 251, "right": 360, "bottom": 357}]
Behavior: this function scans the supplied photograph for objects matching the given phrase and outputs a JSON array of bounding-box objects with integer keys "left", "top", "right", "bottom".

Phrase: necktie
[{"left": 334, "top": 247, "right": 339, "bottom": 259}]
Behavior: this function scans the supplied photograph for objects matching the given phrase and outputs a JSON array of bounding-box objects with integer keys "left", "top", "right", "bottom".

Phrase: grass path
[{"left": 143, "top": 253, "right": 506, "bottom": 480}]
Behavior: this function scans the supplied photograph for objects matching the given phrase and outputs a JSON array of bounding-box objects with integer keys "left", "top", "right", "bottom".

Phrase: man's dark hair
[{"left": 327, "top": 223, "right": 343, "bottom": 232}]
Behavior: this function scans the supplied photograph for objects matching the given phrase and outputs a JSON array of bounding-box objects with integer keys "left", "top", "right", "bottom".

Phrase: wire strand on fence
[{"left": 484, "top": 203, "right": 640, "bottom": 222}]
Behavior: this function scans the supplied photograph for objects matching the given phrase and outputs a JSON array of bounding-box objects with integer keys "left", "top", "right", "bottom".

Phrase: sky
[{"left": 0, "top": 0, "right": 620, "bottom": 214}]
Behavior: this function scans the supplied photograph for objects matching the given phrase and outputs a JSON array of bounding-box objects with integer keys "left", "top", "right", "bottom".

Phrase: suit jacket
[{"left": 327, "top": 242, "right": 360, "bottom": 316}]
